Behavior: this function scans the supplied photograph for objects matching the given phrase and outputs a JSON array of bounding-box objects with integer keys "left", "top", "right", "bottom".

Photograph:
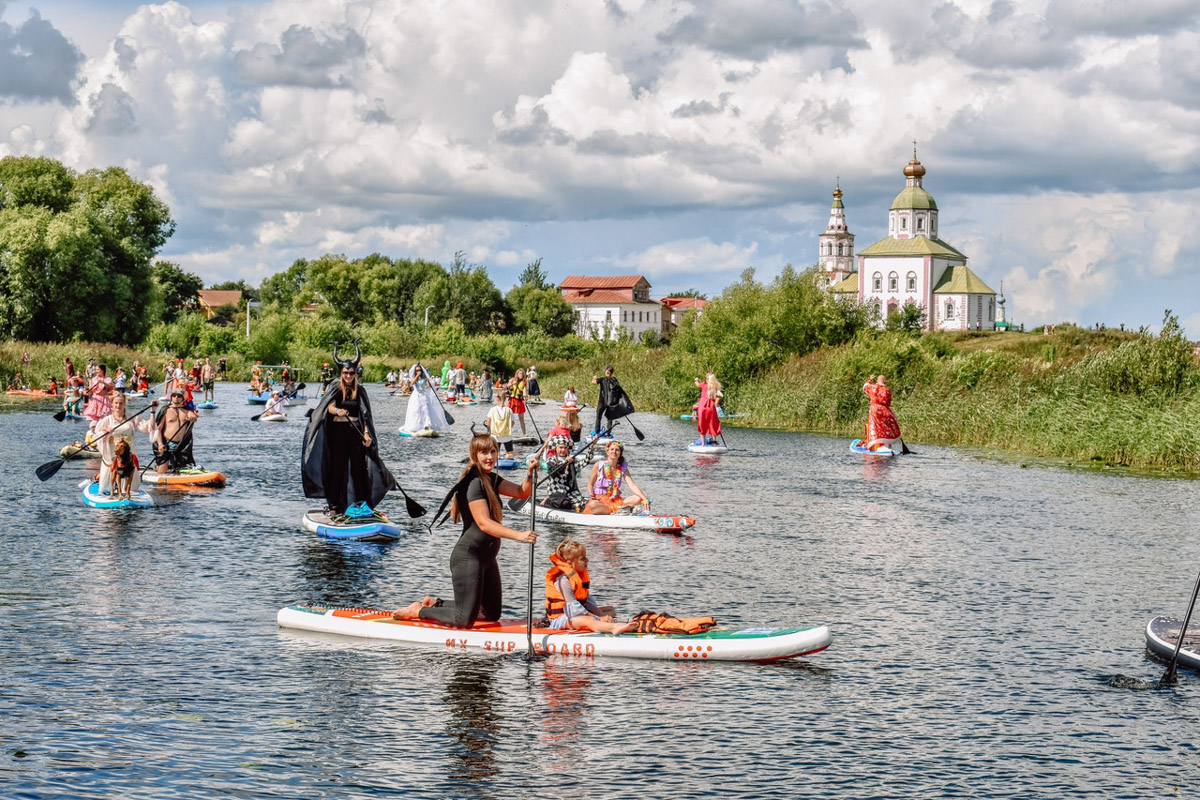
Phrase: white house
[
  {"left": 830, "top": 149, "right": 998, "bottom": 331},
  {"left": 560, "top": 275, "right": 665, "bottom": 341}
]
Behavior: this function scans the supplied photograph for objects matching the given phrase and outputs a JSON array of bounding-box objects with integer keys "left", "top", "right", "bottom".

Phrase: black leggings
[
  {"left": 419, "top": 531, "right": 502, "bottom": 628},
  {"left": 324, "top": 420, "right": 370, "bottom": 513}
]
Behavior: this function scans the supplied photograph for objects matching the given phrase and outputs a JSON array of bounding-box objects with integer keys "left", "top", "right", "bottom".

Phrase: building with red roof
[{"left": 560, "top": 275, "right": 666, "bottom": 341}]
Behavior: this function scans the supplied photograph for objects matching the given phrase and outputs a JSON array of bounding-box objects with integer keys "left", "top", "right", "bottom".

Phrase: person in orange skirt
[{"left": 507, "top": 368, "right": 528, "bottom": 435}]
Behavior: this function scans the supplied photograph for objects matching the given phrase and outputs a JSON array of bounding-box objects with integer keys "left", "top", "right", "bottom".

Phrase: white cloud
[{"left": 614, "top": 237, "right": 759, "bottom": 276}]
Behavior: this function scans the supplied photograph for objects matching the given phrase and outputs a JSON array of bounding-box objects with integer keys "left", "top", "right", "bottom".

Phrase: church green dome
[{"left": 890, "top": 185, "right": 937, "bottom": 211}]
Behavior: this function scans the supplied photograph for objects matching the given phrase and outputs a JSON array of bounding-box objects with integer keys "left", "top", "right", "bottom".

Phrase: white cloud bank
[{"left": 0, "top": 0, "right": 1198, "bottom": 333}]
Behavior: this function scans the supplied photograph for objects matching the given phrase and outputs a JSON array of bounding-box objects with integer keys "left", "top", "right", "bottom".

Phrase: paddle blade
[
  {"left": 53, "top": 409, "right": 67, "bottom": 422},
  {"left": 36, "top": 457, "right": 66, "bottom": 481},
  {"left": 304, "top": 408, "right": 314, "bottom": 418},
  {"left": 508, "top": 497, "right": 527, "bottom": 512},
  {"left": 250, "top": 413, "right": 263, "bottom": 421},
  {"left": 405, "top": 494, "right": 427, "bottom": 518},
  {"left": 443, "top": 408, "right": 455, "bottom": 425},
  {"left": 629, "top": 420, "right": 646, "bottom": 441}
]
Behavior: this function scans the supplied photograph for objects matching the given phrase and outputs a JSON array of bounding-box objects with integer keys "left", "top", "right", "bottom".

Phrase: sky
[{"left": 1, "top": 0, "right": 1199, "bottom": 335}]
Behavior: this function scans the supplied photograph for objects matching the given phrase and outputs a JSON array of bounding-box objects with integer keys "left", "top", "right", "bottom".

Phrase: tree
[
  {"left": 505, "top": 282, "right": 574, "bottom": 337},
  {"left": 259, "top": 259, "right": 308, "bottom": 309},
  {"left": 516, "top": 257, "right": 552, "bottom": 290},
  {"left": 668, "top": 288, "right": 708, "bottom": 300},
  {"left": 0, "top": 157, "right": 174, "bottom": 344},
  {"left": 153, "top": 261, "right": 203, "bottom": 322},
  {"left": 885, "top": 301, "right": 927, "bottom": 333}
]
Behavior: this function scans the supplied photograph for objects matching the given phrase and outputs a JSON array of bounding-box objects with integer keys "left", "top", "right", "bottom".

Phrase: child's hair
[
  {"left": 567, "top": 385, "right": 575, "bottom": 393},
  {"left": 451, "top": 434, "right": 503, "bottom": 523},
  {"left": 565, "top": 408, "right": 581, "bottom": 431},
  {"left": 495, "top": 391, "right": 507, "bottom": 405},
  {"left": 554, "top": 538, "right": 586, "bottom": 565},
  {"left": 554, "top": 415, "right": 567, "bottom": 428}
]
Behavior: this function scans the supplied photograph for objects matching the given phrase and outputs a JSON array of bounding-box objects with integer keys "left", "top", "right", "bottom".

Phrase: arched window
[
  {"left": 945, "top": 301, "right": 955, "bottom": 319},
  {"left": 872, "top": 273, "right": 882, "bottom": 292},
  {"left": 888, "top": 272, "right": 898, "bottom": 292},
  {"left": 907, "top": 272, "right": 917, "bottom": 292}
]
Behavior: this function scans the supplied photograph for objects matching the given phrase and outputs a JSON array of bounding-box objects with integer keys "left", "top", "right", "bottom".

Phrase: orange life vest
[
  {"left": 544, "top": 553, "right": 590, "bottom": 619},
  {"left": 628, "top": 611, "right": 717, "bottom": 635}
]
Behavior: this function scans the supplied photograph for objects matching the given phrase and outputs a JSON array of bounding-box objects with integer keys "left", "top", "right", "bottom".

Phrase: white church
[{"left": 826, "top": 149, "right": 1006, "bottom": 331}]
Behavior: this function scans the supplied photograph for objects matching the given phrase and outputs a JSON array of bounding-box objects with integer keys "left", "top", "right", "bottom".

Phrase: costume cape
[
  {"left": 596, "top": 376, "right": 635, "bottom": 422},
  {"left": 302, "top": 384, "right": 398, "bottom": 507}
]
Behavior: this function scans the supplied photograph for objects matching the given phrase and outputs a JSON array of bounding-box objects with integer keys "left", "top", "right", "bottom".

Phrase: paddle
[
  {"left": 527, "top": 405, "right": 543, "bottom": 443},
  {"left": 525, "top": 441, "right": 548, "bottom": 660},
  {"left": 251, "top": 394, "right": 291, "bottom": 421},
  {"left": 36, "top": 402, "right": 158, "bottom": 481},
  {"left": 1161, "top": 566, "right": 1200, "bottom": 686},
  {"left": 507, "top": 424, "right": 615, "bottom": 512},
  {"left": 343, "top": 415, "right": 427, "bottom": 519}
]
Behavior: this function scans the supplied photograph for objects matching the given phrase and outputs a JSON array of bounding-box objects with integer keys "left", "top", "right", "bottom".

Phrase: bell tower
[{"left": 817, "top": 179, "right": 855, "bottom": 286}]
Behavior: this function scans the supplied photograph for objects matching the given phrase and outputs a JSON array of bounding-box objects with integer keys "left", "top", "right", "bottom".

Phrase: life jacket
[
  {"left": 544, "top": 553, "right": 590, "bottom": 619},
  {"left": 628, "top": 611, "right": 717, "bottom": 635}
]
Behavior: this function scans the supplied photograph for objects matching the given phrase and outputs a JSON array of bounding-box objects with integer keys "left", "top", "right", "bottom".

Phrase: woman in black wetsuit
[{"left": 393, "top": 433, "right": 538, "bottom": 626}]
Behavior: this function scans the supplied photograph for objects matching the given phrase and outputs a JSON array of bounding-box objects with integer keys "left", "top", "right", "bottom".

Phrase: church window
[
  {"left": 872, "top": 273, "right": 882, "bottom": 292},
  {"left": 916, "top": 216, "right": 924, "bottom": 232},
  {"left": 888, "top": 273, "right": 898, "bottom": 292},
  {"left": 907, "top": 272, "right": 917, "bottom": 292},
  {"left": 901, "top": 217, "right": 907, "bottom": 231},
  {"left": 945, "top": 301, "right": 955, "bottom": 319}
]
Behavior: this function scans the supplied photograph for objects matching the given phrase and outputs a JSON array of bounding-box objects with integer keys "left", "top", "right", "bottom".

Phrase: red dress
[
  {"left": 695, "top": 383, "right": 722, "bottom": 438},
  {"left": 863, "top": 382, "right": 901, "bottom": 442}
]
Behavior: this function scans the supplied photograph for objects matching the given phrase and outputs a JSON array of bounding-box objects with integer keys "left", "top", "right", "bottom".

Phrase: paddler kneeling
[{"left": 92, "top": 394, "right": 156, "bottom": 496}]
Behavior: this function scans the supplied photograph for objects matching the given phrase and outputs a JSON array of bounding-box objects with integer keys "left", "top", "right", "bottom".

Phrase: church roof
[
  {"left": 829, "top": 273, "right": 858, "bottom": 294},
  {"left": 890, "top": 186, "right": 937, "bottom": 210},
  {"left": 932, "top": 265, "right": 995, "bottom": 295},
  {"left": 858, "top": 235, "right": 966, "bottom": 259}
]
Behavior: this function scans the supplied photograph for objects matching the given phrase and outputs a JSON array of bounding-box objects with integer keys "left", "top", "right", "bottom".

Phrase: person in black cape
[
  {"left": 591, "top": 365, "right": 635, "bottom": 435},
  {"left": 302, "top": 343, "right": 398, "bottom": 521}
]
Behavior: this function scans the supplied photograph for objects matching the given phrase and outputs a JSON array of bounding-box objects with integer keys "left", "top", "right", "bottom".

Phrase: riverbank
[{"left": 541, "top": 327, "right": 1200, "bottom": 475}]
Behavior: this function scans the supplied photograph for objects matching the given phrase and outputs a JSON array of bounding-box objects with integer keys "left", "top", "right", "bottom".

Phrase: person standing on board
[
  {"left": 693, "top": 373, "right": 722, "bottom": 446},
  {"left": 302, "top": 344, "right": 398, "bottom": 522},
  {"left": 862, "top": 375, "right": 905, "bottom": 453},
  {"left": 201, "top": 357, "right": 215, "bottom": 403},
  {"left": 590, "top": 365, "right": 635, "bottom": 436},
  {"left": 84, "top": 364, "right": 115, "bottom": 431},
  {"left": 392, "top": 432, "right": 538, "bottom": 625},
  {"left": 93, "top": 393, "right": 156, "bottom": 496}
]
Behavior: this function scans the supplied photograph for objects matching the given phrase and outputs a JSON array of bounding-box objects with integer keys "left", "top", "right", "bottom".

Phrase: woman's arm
[
  {"left": 497, "top": 460, "right": 539, "bottom": 500},
  {"left": 468, "top": 498, "right": 536, "bottom": 542},
  {"left": 587, "top": 463, "right": 600, "bottom": 495}
]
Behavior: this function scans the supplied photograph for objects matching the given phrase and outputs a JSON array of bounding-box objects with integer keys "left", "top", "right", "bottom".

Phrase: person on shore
[
  {"left": 401, "top": 363, "right": 450, "bottom": 435},
  {"left": 485, "top": 391, "right": 515, "bottom": 456},
  {"left": 862, "top": 374, "right": 905, "bottom": 453},
  {"left": 93, "top": 393, "right": 156, "bottom": 496},
  {"left": 302, "top": 344, "right": 398, "bottom": 522},
  {"left": 544, "top": 539, "right": 632, "bottom": 634},
  {"left": 201, "top": 358, "right": 215, "bottom": 402},
  {"left": 84, "top": 365, "right": 115, "bottom": 430},
  {"left": 543, "top": 435, "right": 588, "bottom": 512},
  {"left": 590, "top": 366, "right": 635, "bottom": 436},
  {"left": 585, "top": 441, "right": 649, "bottom": 515},
  {"left": 154, "top": 388, "right": 199, "bottom": 473},
  {"left": 391, "top": 432, "right": 538, "bottom": 626},
  {"left": 527, "top": 366, "right": 541, "bottom": 401},
  {"left": 693, "top": 373, "right": 723, "bottom": 446},
  {"left": 508, "top": 368, "right": 528, "bottom": 435}
]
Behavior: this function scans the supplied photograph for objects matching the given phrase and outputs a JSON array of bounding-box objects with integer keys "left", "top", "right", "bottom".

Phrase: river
[{"left": 2, "top": 383, "right": 1197, "bottom": 798}]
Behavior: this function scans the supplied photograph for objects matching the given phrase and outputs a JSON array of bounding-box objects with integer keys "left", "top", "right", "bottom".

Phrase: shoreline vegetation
[{"left": 5, "top": 318, "right": 1198, "bottom": 476}]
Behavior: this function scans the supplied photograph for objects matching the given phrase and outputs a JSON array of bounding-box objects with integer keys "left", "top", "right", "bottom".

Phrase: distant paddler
[
  {"left": 302, "top": 343, "right": 399, "bottom": 523},
  {"left": 591, "top": 365, "right": 644, "bottom": 440},
  {"left": 861, "top": 375, "right": 907, "bottom": 454},
  {"left": 693, "top": 373, "right": 723, "bottom": 447}
]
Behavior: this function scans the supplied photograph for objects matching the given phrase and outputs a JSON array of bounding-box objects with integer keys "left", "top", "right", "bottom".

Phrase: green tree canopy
[
  {"left": 153, "top": 261, "right": 203, "bottom": 322},
  {"left": 506, "top": 282, "right": 574, "bottom": 337},
  {"left": 0, "top": 156, "right": 174, "bottom": 344},
  {"left": 516, "top": 257, "right": 552, "bottom": 290}
]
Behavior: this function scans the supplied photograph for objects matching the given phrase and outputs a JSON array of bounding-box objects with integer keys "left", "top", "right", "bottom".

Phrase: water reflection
[
  {"left": 539, "top": 659, "right": 594, "bottom": 754},
  {"left": 443, "top": 658, "right": 502, "bottom": 785},
  {"left": 860, "top": 455, "right": 897, "bottom": 481},
  {"left": 297, "top": 537, "right": 391, "bottom": 604}
]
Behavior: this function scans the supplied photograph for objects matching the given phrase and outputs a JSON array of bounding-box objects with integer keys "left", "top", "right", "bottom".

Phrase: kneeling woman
[
  {"left": 393, "top": 434, "right": 538, "bottom": 626},
  {"left": 585, "top": 441, "right": 649, "bottom": 514}
]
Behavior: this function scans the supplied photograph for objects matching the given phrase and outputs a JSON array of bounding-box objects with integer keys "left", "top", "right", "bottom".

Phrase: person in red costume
[
  {"left": 862, "top": 375, "right": 906, "bottom": 453},
  {"left": 693, "top": 372, "right": 722, "bottom": 446}
]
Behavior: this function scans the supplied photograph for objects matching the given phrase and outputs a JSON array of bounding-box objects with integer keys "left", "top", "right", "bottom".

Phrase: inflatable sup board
[
  {"left": 143, "top": 468, "right": 227, "bottom": 488},
  {"left": 301, "top": 509, "right": 401, "bottom": 543},
  {"left": 1145, "top": 616, "right": 1200, "bottom": 672},
  {"left": 687, "top": 441, "right": 728, "bottom": 454},
  {"left": 398, "top": 428, "right": 440, "bottom": 438},
  {"left": 850, "top": 438, "right": 899, "bottom": 456},
  {"left": 509, "top": 501, "right": 695, "bottom": 533},
  {"left": 82, "top": 482, "right": 154, "bottom": 509},
  {"left": 278, "top": 604, "right": 831, "bottom": 662}
]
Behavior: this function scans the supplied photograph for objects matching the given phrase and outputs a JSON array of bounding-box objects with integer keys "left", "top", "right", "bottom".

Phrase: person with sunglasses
[{"left": 302, "top": 343, "right": 398, "bottom": 523}]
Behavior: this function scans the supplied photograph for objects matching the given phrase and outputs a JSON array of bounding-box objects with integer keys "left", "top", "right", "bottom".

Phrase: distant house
[
  {"left": 197, "top": 290, "right": 243, "bottom": 320},
  {"left": 660, "top": 296, "right": 709, "bottom": 338},
  {"left": 560, "top": 275, "right": 665, "bottom": 341}
]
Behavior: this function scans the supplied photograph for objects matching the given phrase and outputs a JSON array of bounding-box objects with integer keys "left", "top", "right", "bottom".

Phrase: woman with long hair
[
  {"left": 393, "top": 433, "right": 538, "bottom": 625},
  {"left": 693, "top": 372, "right": 723, "bottom": 446},
  {"left": 585, "top": 440, "right": 649, "bottom": 515},
  {"left": 507, "top": 368, "right": 528, "bottom": 435}
]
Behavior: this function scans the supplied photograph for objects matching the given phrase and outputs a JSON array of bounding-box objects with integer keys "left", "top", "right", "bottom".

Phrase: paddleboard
[
  {"left": 301, "top": 509, "right": 401, "bottom": 543},
  {"left": 62, "top": 412, "right": 85, "bottom": 421},
  {"left": 143, "top": 468, "right": 227, "bottom": 488},
  {"left": 512, "top": 436, "right": 540, "bottom": 446},
  {"left": 850, "top": 438, "right": 898, "bottom": 457},
  {"left": 496, "top": 458, "right": 521, "bottom": 469},
  {"left": 1145, "top": 616, "right": 1200, "bottom": 672},
  {"left": 60, "top": 442, "right": 100, "bottom": 459},
  {"left": 688, "top": 441, "right": 728, "bottom": 454},
  {"left": 247, "top": 390, "right": 307, "bottom": 404},
  {"left": 82, "top": 482, "right": 154, "bottom": 509},
  {"left": 260, "top": 412, "right": 289, "bottom": 422},
  {"left": 197, "top": 401, "right": 218, "bottom": 410},
  {"left": 679, "top": 411, "right": 747, "bottom": 421},
  {"left": 278, "top": 604, "right": 831, "bottom": 662},
  {"left": 510, "top": 500, "right": 696, "bottom": 532},
  {"left": 4, "top": 389, "right": 49, "bottom": 398},
  {"left": 398, "top": 428, "right": 440, "bottom": 438},
  {"left": 125, "top": 390, "right": 149, "bottom": 398}
]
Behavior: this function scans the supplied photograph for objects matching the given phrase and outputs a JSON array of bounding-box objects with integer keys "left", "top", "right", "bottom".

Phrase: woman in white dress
[{"left": 401, "top": 363, "right": 450, "bottom": 434}]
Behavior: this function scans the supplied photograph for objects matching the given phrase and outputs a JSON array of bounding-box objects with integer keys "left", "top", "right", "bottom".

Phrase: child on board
[
  {"left": 542, "top": 435, "right": 588, "bottom": 512},
  {"left": 485, "top": 390, "right": 515, "bottom": 456},
  {"left": 544, "top": 539, "right": 632, "bottom": 634}
]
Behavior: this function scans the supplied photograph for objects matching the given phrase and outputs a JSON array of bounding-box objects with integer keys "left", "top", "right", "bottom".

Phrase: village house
[
  {"left": 196, "top": 289, "right": 243, "bottom": 320},
  {"left": 659, "top": 296, "right": 709, "bottom": 338},
  {"left": 560, "top": 275, "right": 666, "bottom": 341}
]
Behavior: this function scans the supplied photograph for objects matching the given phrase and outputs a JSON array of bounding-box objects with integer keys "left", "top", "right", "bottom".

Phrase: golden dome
[{"left": 903, "top": 147, "right": 926, "bottom": 179}]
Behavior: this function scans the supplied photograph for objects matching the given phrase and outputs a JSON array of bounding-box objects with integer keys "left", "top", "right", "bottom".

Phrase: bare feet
[
  {"left": 392, "top": 597, "right": 437, "bottom": 620},
  {"left": 610, "top": 622, "right": 633, "bottom": 635}
]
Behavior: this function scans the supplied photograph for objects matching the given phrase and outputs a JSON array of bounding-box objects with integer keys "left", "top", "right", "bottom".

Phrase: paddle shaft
[
  {"left": 36, "top": 402, "right": 159, "bottom": 481},
  {"left": 1162, "top": 567, "right": 1200, "bottom": 685},
  {"left": 526, "top": 455, "right": 538, "bottom": 657}
]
